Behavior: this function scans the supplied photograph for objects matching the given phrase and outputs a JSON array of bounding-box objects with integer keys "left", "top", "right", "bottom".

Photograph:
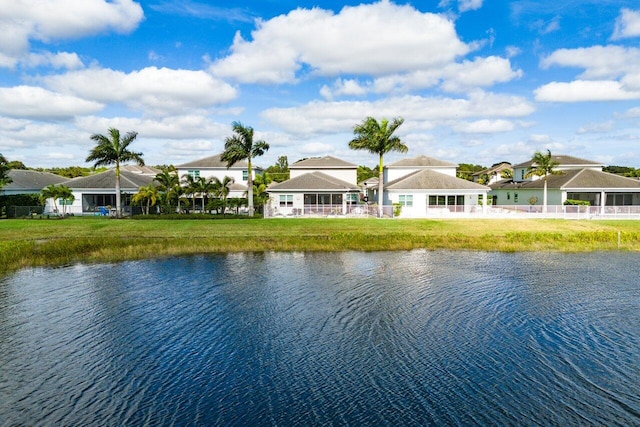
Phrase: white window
[
  {"left": 243, "top": 170, "right": 249, "bottom": 181},
  {"left": 188, "top": 170, "right": 200, "bottom": 178},
  {"left": 279, "top": 195, "right": 293, "bottom": 207},
  {"left": 399, "top": 195, "right": 413, "bottom": 207},
  {"left": 346, "top": 193, "right": 359, "bottom": 203}
]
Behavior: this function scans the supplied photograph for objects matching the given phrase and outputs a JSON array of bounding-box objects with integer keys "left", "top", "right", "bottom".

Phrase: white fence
[{"left": 265, "top": 204, "right": 640, "bottom": 220}]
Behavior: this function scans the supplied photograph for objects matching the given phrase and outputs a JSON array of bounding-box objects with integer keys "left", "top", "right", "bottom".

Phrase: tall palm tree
[
  {"left": 348, "top": 117, "right": 407, "bottom": 217},
  {"left": 525, "top": 149, "right": 561, "bottom": 213},
  {"left": 221, "top": 121, "right": 270, "bottom": 217},
  {"left": 0, "top": 153, "right": 12, "bottom": 189},
  {"left": 86, "top": 128, "right": 144, "bottom": 218}
]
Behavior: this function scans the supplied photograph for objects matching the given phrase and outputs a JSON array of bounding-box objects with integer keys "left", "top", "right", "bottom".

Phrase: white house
[
  {"left": 175, "top": 153, "right": 262, "bottom": 198},
  {"left": 383, "top": 156, "right": 490, "bottom": 217},
  {"left": 266, "top": 156, "right": 361, "bottom": 216},
  {"left": 44, "top": 165, "right": 158, "bottom": 216}
]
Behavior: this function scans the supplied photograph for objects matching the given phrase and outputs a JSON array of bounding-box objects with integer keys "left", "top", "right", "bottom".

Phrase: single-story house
[{"left": 44, "top": 165, "right": 158, "bottom": 216}]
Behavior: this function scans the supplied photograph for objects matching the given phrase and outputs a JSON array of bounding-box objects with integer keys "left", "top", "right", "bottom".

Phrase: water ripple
[{"left": 1, "top": 251, "right": 639, "bottom": 426}]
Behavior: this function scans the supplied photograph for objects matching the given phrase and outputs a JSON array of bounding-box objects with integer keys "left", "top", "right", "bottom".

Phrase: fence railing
[{"left": 265, "top": 204, "right": 640, "bottom": 219}]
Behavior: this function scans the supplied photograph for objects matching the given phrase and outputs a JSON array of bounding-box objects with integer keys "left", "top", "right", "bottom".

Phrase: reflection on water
[{"left": 1, "top": 251, "right": 639, "bottom": 426}]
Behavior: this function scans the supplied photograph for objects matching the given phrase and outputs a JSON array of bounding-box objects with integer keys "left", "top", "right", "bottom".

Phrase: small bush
[{"left": 564, "top": 199, "right": 590, "bottom": 206}]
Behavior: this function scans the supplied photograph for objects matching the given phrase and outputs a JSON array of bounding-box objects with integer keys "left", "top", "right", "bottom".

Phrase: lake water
[{"left": 1, "top": 251, "right": 639, "bottom": 426}]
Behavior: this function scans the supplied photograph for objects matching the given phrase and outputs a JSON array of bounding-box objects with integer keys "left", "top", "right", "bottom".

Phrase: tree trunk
[
  {"left": 378, "top": 154, "right": 384, "bottom": 218},
  {"left": 115, "top": 164, "right": 122, "bottom": 218},
  {"left": 543, "top": 177, "right": 548, "bottom": 213},
  {"left": 247, "top": 158, "right": 254, "bottom": 217}
]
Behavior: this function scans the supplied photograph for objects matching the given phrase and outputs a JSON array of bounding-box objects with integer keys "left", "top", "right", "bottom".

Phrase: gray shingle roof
[
  {"left": 64, "top": 169, "right": 156, "bottom": 190},
  {"left": 176, "top": 153, "right": 250, "bottom": 169},
  {"left": 490, "top": 168, "right": 640, "bottom": 190},
  {"left": 268, "top": 171, "right": 360, "bottom": 191},
  {"left": 387, "top": 155, "right": 457, "bottom": 168},
  {"left": 290, "top": 155, "right": 357, "bottom": 168},
  {"left": 386, "top": 170, "right": 490, "bottom": 191},
  {"left": 512, "top": 154, "right": 603, "bottom": 169},
  {"left": 472, "top": 162, "right": 512, "bottom": 177},
  {"left": 4, "top": 170, "right": 67, "bottom": 191}
]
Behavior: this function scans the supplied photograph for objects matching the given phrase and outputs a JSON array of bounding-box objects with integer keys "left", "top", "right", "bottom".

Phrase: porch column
[
  {"left": 600, "top": 190, "right": 606, "bottom": 215},
  {"left": 482, "top": 193, "right": 488, "bottom": 215}
]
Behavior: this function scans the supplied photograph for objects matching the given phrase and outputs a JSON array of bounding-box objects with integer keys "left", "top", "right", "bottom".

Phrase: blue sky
[{"left": 2, "top": 0, "right": 640, "bottom": 169}]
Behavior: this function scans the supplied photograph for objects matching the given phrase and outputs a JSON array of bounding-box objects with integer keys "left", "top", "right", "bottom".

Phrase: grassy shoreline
[{"left": 1, "top": 217, "right": 640, "bottom": 276}]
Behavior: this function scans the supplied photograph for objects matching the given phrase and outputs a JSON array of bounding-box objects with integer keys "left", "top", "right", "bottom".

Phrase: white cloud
[
  {"left": 210, "top": 1, "right": 470, "bottom": 84},
  {"left": 21, "top": 51, "right": 84, "bottom": 70},
  {"left": 42, "top": 67, "right": 238, "bottom": 116},
  {"left": 300, "top": 142, "right": 335, "bottom": 155},
  {"left": 262, "top": 91, "right": 534, "bottom": 136},
  {"left": 535, "top": 80, "right": 640, "bottom": 102},
  {"left": 0, "top": 86, "right": 103, "bottom": 119},
  {"left": 320, "top": 78, "right": 369, "bottom": 100},
  {"left": 0, "top": 0, "right": 144, "bottom": 67},
  {"left": 459, "top": 0, "right": 483, "bottom": 13},
  {"left": 453, "top": 119, "right": 516, "bottom": 133},
  {"left": 577, "top": 120, "right": 615, "bottom": 134},
  {"left": 75, "top": 114, "right": 231, "bottom": 140},
  {"left": 540, "top": 45, "right": 640, "bottom": 80},
  {"left": 612, "top": 8, "right": 640, "bottom": 40},
  {"left": 538, "top": 45, "right": 640, "bottom": 102},
  {"left": 321, "top": 56, "right": 521, "bottom": 97}
]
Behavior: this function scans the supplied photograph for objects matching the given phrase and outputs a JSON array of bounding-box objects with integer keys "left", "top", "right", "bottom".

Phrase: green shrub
[{"left": 564, "top": 199, "right": 590, "bottom": 206}]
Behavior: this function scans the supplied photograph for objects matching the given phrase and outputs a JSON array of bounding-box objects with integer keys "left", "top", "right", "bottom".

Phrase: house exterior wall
[
  {"left": 490, "top": 188, "right": 562, "bottom": 206},
  {"left": 388, "top": 190, "right": 485, "bottom": 218},
  {"left": 175, "top": 167, "right": 251, "bottom": 185}
]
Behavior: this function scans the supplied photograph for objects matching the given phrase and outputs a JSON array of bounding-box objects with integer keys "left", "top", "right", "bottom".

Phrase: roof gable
[
  {"left": 490, "top": 168, "right": 640, "bottom": 190},
  {"left": 176, "top": 153, "right": 250, "bottom": 169},
  {"left": 4, "top": 170, "right": 67, "bottom": 190},
  {"left": 512, "top": 154, "right": 603, "bottom": 169},
  {"left": 387, "top": 155, "right": 457, "bottom": 168},
  {"left": 64, "top": 169, "right": 155, "bottom": 190},
  {"left": 290, "top": 155, "right": 357, "bottom": 169},
  {"left": 386, "top": 169, "right": 490, "bottom": 191},
  {"left": 268, "top": 171, "right": 360, "bottom": 191}
]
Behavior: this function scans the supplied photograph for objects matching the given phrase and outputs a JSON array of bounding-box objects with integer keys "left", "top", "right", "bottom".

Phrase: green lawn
[{"left": 1, "top": 216, "right": 639, "bottom": 275}]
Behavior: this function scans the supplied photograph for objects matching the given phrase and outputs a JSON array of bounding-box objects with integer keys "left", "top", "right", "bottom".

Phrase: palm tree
[
  {"left": 181, "top": 173, "right": 198, "bottom": 213},
  {"left": 525, "top": 149, "right": 561, "bottom": 213},
  {"left": 348, "top": 117, "right": 407, "bottom": 217},
  {"left": 194, "top": 176, "right": 213, "bottom": 212},
  {"left": 211, "top": 176, "right": 235, "bottom": 216},
  {"left": 0, "top": 153, "right": 12, "bottom": 189},
  {"left": 252, "top": 172, "right": 272, "bottom": 214},
  {"left": 154, "top": 166, "right": 179, "bottom": 213},
  {"left": 221, "top": 121, "right": 270, "bottom": 217},
  {"left": 41, "top": 184, "right": 74, "bottom": 217},
  {"left": 132, "top": 184, "right": 158, "bottom": 215},
  {"left": 86, "top": 128, "right": 144, "bottom": 218}
]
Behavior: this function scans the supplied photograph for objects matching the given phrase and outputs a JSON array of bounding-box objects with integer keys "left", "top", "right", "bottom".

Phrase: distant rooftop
[
  {"left": 512, "top": 155, "right": 603, "bottom": 169},
  {"left": 176, "top": 153, "right": 252, "bottom": 169},
  {"left": 387, "top": 155, "right": 457, "bottom": 168},
  {"left": 290, "top": 155, "right": 357, "bottom": 169}
]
